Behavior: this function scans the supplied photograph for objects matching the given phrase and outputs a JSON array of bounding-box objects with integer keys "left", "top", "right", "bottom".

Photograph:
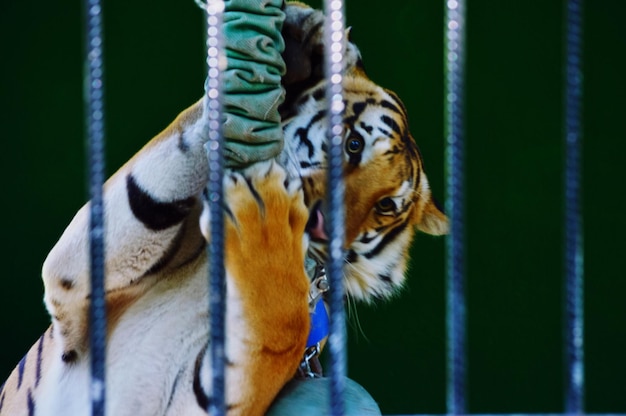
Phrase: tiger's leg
[
  {"left": 197, "top": 160, "right": 310, "bottom": 416},
  {"left": 41, "top": 98, "right": 208, "bottom": 361}
]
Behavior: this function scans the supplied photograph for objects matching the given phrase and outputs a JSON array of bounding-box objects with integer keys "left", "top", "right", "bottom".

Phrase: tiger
[
  {"left": 0, "top": 2, "right": 448, "bottom": 416},
  {"left": 280, "top": 2, "right": 448, "bottom": 301}
]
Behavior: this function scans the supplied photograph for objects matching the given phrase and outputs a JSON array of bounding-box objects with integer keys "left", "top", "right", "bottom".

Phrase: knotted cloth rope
[
  {"left": 219, "top": 0, "right": 287, "bottom": 167},
  {"left": 564, "top": 0, "right": 585, "bottom": 413},
  {"left": 83, "top": 0, "right": 107, "bottom": 414},
  {"left": 444, "top": 0, "right": 467, "bottom": 414}
]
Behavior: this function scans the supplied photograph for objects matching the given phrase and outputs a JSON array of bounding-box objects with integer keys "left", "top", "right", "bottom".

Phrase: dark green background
[{"left": 1, "top": 0, "right": 624, "bottom": 414}]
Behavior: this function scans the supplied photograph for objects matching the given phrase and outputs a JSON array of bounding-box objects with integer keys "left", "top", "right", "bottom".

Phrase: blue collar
[{"left": 306, "top": 299, "right": 329, "bottom": 348}]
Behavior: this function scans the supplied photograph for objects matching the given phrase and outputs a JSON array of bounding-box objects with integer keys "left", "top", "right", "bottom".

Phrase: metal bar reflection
[
  {"left": 444, "top": 0, "right": 467, "bottom": 413},
  {"left": 204, "top": 1, "right": 227, "bottom": 415},
  {"left": 324, "top": 0, "right": 347, "bottom": 414},
  {"left": 563, "top": 0, "right": 585, "bottom": 413}
]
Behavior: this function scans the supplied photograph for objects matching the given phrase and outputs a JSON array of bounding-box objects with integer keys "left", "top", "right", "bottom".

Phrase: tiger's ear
[
  {"left": 415, "top": 197, "right": 449, "bottom": 236},
  {"left": 281, "top": 2, "right": 320, "bottom": 86}
]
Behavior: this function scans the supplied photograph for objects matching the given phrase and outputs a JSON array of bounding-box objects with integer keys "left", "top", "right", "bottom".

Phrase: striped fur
[
  {"left": 0, "top": 2, "right": 447, "bottom": 415},
  {"left": 281, "top": 2, "right": 448, "bottom": 302},
  {"left": 1, "top": 103, "right": 310, "bottom": 416}
]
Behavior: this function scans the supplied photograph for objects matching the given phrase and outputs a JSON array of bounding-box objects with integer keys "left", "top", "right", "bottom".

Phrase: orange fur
[{"left": 222, "top": 164, "right": 310, "bottom": 413}]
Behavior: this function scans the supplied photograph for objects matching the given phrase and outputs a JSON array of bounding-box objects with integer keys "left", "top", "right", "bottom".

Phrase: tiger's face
[
  {"left": 280, "top": 1, "right": 447, "bottom": 301},
  {"left": 281, "top": 72, "right": 448, "bottom": 302}
]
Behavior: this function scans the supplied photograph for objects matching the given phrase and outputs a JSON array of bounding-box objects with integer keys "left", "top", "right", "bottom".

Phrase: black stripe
[
  {"left": 359, "top": 121, "right": 373, "bottom": 134},
  {"left": 380, "top": 99, "right": 402, "bottom": 116},
  {"left": 360, "top": 220, "right": 400, "bottom": 244},
  {"left": 243, "top": 177, "right": 265, "bottom": 216},
  {"left": 384, "top": 89, "right": 409, "bottom": 119},
  {"left": 397, "top": 138, "right": 421, "bottom": 196},
  {"left": 377, "top": 126, "right": 392, "bottom": 139},
  {"left": 0, "top": 391, "right": 4, "bottom": 413},
  {"left": 294, "top": 128, "right": 313, "bottom": 158},
  {"left": 344, "top": 101, "right": 370, "bottom": 137},
  {"left": 35, "top": 335, "right": 44, "bottom": 387},
  {"left": 127, "top": 174, "right": 196, "bottom": 231},
  {"left": 142, "top": 220, "right": 207, "bottom": 277},
  {"left": 143, "top": 224, "right": 186, "bottom": 276},
  {"left": 299, "top": 161, "right": 322, "bottom": 169},
  {"left": 379, "top": 274, "right": 393, "bottom": 284},
  {"left": 364, "top": 220, "right": 409, "bottom": 259},
  {"left": 17, "top": 354, "right": 26, "bottom": 389},
  {"left": 177, "top": 132, "right": 189, "bottom": 152},
  {"left": 359, "top": 232, "right": 378, "bottom": 244},
  {"left": 381, "top": 115, "right": 402, "bottom": 137},
  {"left": 165, "top": 368, "right": 185, "bottom": 411},
  {"left": 193, "top": 347, "right": 211, "bottom": 411},
  {"left": 295, "top": 109, "right": 326, "bottom": 159},
  {"left": 414, "top": 151, "right": 421, "bottom": 193},
  {"left": 27, "top": 389, "right": 34, "bottom": 416},
  {"left": 61, "top": 350, "right": 77, "bottom": 363},
  {"left": 312, "top": 87, "right": 325, "bottom": 102},
  {"left": 346, "top": 249, "right": 358, "bottom": 264},
  {"left": 352, "top": 101, "right": 367, "bottom": 117}
]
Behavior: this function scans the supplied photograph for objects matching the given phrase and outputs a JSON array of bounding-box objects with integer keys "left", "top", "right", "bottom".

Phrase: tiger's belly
[{"left": 36, "top": 254, "right": 211, "bottom": 416}]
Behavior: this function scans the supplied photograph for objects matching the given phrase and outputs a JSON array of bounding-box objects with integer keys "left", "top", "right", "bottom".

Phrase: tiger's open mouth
[
  {"left": 305, "top": 201, "right": 330, "bottom": 266},
  {"left": 306, "top": 201, "right": 328, "bottom": 243}
]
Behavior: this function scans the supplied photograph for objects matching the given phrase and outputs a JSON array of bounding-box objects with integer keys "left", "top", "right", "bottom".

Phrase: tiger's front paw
[
  {"left": 223, "top": 160, "right": 309, "bottom": 276},
  {"left": 221, "top": 161, "right": 311, "bottom": 413}
]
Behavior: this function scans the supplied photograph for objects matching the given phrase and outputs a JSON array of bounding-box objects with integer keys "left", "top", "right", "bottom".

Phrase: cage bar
[
  {"left": 444, "top": 0, "right": 467, "bottom": 414},
  {"left": 83, "top": 0, "right": 107, "bottom": 414},
  {"left": 563, "top": 0, "right": 585, "bottom": 413},
  {"left": 203, "top": 1, "right": 227, "bottom": 415},
  {"left": 323, "top": 0, "right": 348, "bottom": 415}
]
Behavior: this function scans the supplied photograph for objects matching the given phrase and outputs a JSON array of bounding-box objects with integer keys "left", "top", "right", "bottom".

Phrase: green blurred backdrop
[{"left": 1, "top": 0, "right": 624, "bottom": 414}]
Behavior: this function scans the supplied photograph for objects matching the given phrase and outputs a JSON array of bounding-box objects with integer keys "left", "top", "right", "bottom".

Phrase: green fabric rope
[{"left": 219, "top": 0, "right": 286, "bottom": 168}]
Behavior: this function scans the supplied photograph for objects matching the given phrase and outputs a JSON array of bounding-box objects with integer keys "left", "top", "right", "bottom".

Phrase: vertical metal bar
[
  {"left": 564, "top": 0, "right": 585, "bottom": 413},
  {"left": 83, "top": 0, "right": 107, "bottom": 414},
  {"left": 444, "top": 0, "right": 467, "bottom": 414},
  {"left": 204, "top": 1, "right": 226, "bottom": 415},
  {"left": 324, "top": 0, "right": 347, "bottom": 415}
]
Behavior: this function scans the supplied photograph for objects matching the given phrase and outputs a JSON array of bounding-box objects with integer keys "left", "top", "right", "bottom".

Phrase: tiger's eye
[
  {"left": 376, "top": 197, "right": 396, "bottom": 213},
  {"left": 345, "top": 136, "right": 364, "bottom": 154}
]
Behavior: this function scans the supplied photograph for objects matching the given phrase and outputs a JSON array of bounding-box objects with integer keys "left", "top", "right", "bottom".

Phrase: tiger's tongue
[{"left": 307, "top": 204, "right": 328, "bottom": 241}]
